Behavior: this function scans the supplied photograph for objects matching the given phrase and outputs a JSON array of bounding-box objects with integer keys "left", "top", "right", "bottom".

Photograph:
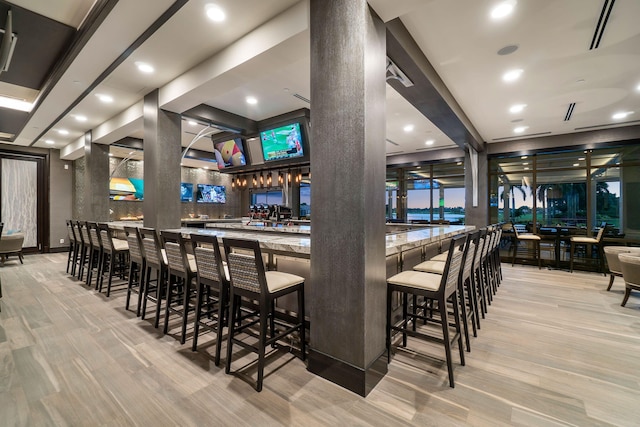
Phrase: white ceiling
[{"left": 8, "top": 0, "right": 640, "bottom": 161}]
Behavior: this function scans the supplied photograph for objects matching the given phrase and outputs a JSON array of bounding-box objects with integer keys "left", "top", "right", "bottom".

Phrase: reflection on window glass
[
  {"left": 251, "top": 190, "right": 282, "bottom": 206},
  {"left": 300, "top": 183, "right": 310, "bottom": 218},
  {"left": 407, "top": 189, "right": 431, "bottom": 221}
]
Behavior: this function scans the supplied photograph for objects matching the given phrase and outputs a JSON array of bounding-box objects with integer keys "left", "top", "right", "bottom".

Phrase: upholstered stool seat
[
  {"left": 570, "top": 228, "right": 605, "bottom": 273},
  {"left": 619, "top": 254, "right": 640, "bottom": 307},
  {"left": 388, "top": 270, "right": 442, "bottom": 291},
  {"left": 413, "top": 260, "right": 445, "bottom": 275},
  {"left": 430, "top": 252, "right": 449, "bottom": 262},
  {"left": 511, "top": 222, "right": 541, "bottom": 269}
]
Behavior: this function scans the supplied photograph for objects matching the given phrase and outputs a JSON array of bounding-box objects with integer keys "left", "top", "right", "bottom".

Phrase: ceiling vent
[
  {"left": 564, "top": 102, "right": 576, "bottom": 121},
  {"left": 0, "top": 10, "right": 17, "bottom": 75},
  {"left": 292, "top": 93, "right": 310, "bottom": 104},
  {"left": 386, "top": 138, "right": 399, "bottom": 146},
  {"left": 590, "top": 0, "right": 615, "bottom": 50}
]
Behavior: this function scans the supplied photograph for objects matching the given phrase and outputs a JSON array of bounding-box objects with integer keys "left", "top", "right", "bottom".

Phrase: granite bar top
[
  {"left": 205, "top": 222, "right": 311, "bottom": 234},
  {"left": 165, "top": 224, "right": 474, "bottom": 257}
]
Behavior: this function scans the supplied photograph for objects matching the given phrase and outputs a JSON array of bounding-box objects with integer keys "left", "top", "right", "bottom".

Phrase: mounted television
[
  {"left": 260, "top": 122, "right": 304, "bottom": 162},
  {"left": 180, "top": 182, "right": 193, "bottom": 202},
  {"left": 196, "top": 184, "right": 226, "bottom": 204},
  {"left": 212, "top": 137, "right": 246, "bottom": 169}
]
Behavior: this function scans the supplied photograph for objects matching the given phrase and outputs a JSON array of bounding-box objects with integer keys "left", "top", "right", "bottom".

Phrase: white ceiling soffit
[
  {"left": 386, "top": 83, "right": 456, "bottom": 155},
  {"left": 367, "top": 0, "right": 433, "bottom": 23},
  {"left": 399, "top": 0, "right": 640, "bottom": 143},
  {"left": 15, "top": 0, "right": 175, "bottom": 147},
  {"left": 9, "top": 0, "right": 96, "bottom": 28},
  {"left": 54, "top": 0, "right": 306, "bottom": 154}
]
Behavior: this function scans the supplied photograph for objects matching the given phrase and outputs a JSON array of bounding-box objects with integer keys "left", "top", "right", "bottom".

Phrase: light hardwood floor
[{"left": 1, "top": 253, "right": 639, "bottom": 426}]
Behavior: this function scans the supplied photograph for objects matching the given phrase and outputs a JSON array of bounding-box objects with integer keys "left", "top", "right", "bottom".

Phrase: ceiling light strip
[
  {"left": 29, "top": 0, "right": 189, "bottom": 147},
  {"left": 564, "top": 102, "right": 576, "bottom": 121},
  {"left": 590, "top": 0, "right": 615, "bottom": 50}
]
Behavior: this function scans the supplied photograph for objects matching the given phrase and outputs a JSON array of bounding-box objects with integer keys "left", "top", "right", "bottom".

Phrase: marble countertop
[
  {"left": 206, "top": 222, "right": 311, "bottom": 234},
  {"left": 168, "top": 224, "right": 474, "bottom": 257}
]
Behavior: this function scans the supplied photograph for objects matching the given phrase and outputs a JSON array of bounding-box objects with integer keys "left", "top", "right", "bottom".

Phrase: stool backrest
[
  {"left": 79, "top": 221, "right": 91, "bottom": 247},
  {"left": 595, "top": 226, "right": 605, "bottom": 242},
  {"left": 191, "top": 233, "right": 226, "bottom": 285},
  {"left": 474, "top": 228, "right": 487, "bottom": 269},
  {"left": 98, "top": 223, "right": 113, "bottom": 253},
  {"left": 67, "top": 220, "right": 76, "bottom": 243},
  {"left": 441, "top": 234, "right": 466, "bottom": 296},
  {"left": 462, "top": 231, "right": 480, "bottom": 282},
  {"left": 140, "top": 228, "right": 164, "bottom": 269},
  {"left": 223, "top": 238, "right": 267, "bottom": 296},
  {"left": 161, "top": 231, "right": 191, "bottom": 275},
  {"left": 124, "top": 226, "right": 144, "bottom": 263},
  {"left": 88, "top": 222, "right": 101, "bottom": 249}
]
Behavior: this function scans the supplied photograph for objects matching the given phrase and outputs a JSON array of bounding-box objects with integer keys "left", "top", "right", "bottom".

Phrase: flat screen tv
[
  {"left": 180, "top": 182, "right": 193, "bottom": 202},
  {"left": 260, "top": 122, "right": 304, "bottom": 162},
  {"left": 196, "top": 184, "right": 226, "bottom": 204},
  {"left": 213, "top": 138, "right": 246, "bottom": 169}
]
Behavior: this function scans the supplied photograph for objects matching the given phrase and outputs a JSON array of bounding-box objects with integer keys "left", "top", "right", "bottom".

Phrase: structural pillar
[
  {"left": 143, "top": 89, "right": 181, "bottom": 229},
  {"left": 308, "top": 0, "right": 387, "bottom": 396},
  {"left": 83, "top": 131, "right": 110, "bottom": 221},
  {"left": 465, "top": 147, "right": 489, "bottom": 227}
]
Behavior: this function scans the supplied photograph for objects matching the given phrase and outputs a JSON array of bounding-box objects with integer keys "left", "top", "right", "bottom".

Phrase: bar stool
[
  {"left": 223, "top": 237, "right": 305, "bottom": 392},
  {"left": 71, "top": 221, "right": 84, "bottom": 278},
  {"left": 473, "top": 228, "right": 489, "bottom": 317},
  {"left": 140, "top": 228, "right": 168, "bottom": 328},
  {"left": 386, "top": 234, "right": 466, "bottom": 388},
  {"left": 511, "top": 222, "right": 541, "bottom": 269},
  {"left": 77, "top": 221, "right": 92, "bottom": 281},
  {"left": 86, "top": 222, "right": 104, "bottom": 288},
  {"left": 124, "top": 226, "right": 145, "bottom": 316},
  {"left": 191, "top": 234, "right": 229, "bottom": 365},
  {"left": 161, "top": 230, "right": 198, "bottom": 344},
  {"left": 66, "top": 220, "right": 79, "bottom": 275},
  {"left": 98, "top": 224, "right": 129, "bottom": 297},
  {"left": 570, "top": 227, "right": 605, "bottom": 273},
  {"left": 413, "top": 232, "right": 477, "bottom": 352}
]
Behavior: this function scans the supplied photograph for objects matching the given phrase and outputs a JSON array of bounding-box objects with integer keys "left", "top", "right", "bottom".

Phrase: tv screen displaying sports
[
  {"left": 196, "top": 184, "right": 226, "bottom": 204},
  {"left": 180, "top": 182, "right": 193, "bottom": 202},
  {"left": 260, "top": 122, "right": 304, "bottom": 162},
  {"left": 213, "top": 138, "right": 246, "bottom": 169}
]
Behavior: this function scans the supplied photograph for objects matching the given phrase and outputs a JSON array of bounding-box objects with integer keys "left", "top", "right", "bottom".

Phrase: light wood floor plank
[{"left": 0, "top": 254, "right": 639, "bottom": 426}]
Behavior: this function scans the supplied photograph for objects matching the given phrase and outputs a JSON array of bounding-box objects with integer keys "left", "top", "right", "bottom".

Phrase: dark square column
[
  {"left": 308, "top": 0, "right": 387, "bottom": 396},
  {"left": 83, "top": 131, "right": 110, "bottom": 221},
  {"left": 143, "top": 89, "right": 182, "bottom": 230}
]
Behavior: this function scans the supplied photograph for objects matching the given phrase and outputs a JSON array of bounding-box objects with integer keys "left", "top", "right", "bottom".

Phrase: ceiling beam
[
  {"left": 183, "top": 104, "right": 258, "bottom": 135},
  {"left": 385, "top": 18, "right": 484, "bottom": 153}
]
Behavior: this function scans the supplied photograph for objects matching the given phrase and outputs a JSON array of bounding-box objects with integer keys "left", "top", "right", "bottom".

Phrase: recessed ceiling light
[
  {"left": 503, "top": 69, "right": 523, "bottom": 82},
  {"left": 205, "top": 3, "right": 226, "bottom": 22},
  {"left": 522, "top": 162, "right": 528, "bottom": 165},
  {"left": 135, "top": 61, "right": 154, "bottom": 73},
  {"left": 509, "top": 104, "right": 527, "bottom": 113},
  {"left": 573, "top": 163, "right": 579, "bottom": 167},
  {"left": 246, "top": 96, "right": 258, "bottom": 105},
  {"left": 45, "top": 139, "right": 55, "bottom": 145},
  {"left": 96, "top": 94, "right": 113, "bottom": 103},
  {"left": 457, "top": 162, "right": 463, "bottom": 166},
  {"left": 513, "top": 126, "right": 528, "bottom": 133},
  {"left": 578, "top": 157, "right": 585, "bottom": 161},
  {"left": 403, "top": 124, "right": 414, "bottom": 132},
  {"left": 74, "top": 115, "right": 87, "bottom": 122},
  {"left": 524, "top": 167, "right": 530, "bottom": 170},
  {"left": 612, "top": 111, "right": 633, "bottom": 120},
  {"left": 636, "top": 83, "right": 640, "bottom": 91},
  {"left": 490, "top": 0, "right": 516, "bottom": 20},
  {"left": 188, "top": 120, "right": 197, "bottom": 126},
  {"left": 58, "top": 129, "right": 69, "bottom": 135},
  {"left": 425, "top": 139, "right": 435, "bottom": 145}
]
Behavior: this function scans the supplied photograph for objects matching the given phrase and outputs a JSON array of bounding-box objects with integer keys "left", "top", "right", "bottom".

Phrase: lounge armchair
[{"left": 0, "top": 232, "right": 25, "bottom": 265}]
